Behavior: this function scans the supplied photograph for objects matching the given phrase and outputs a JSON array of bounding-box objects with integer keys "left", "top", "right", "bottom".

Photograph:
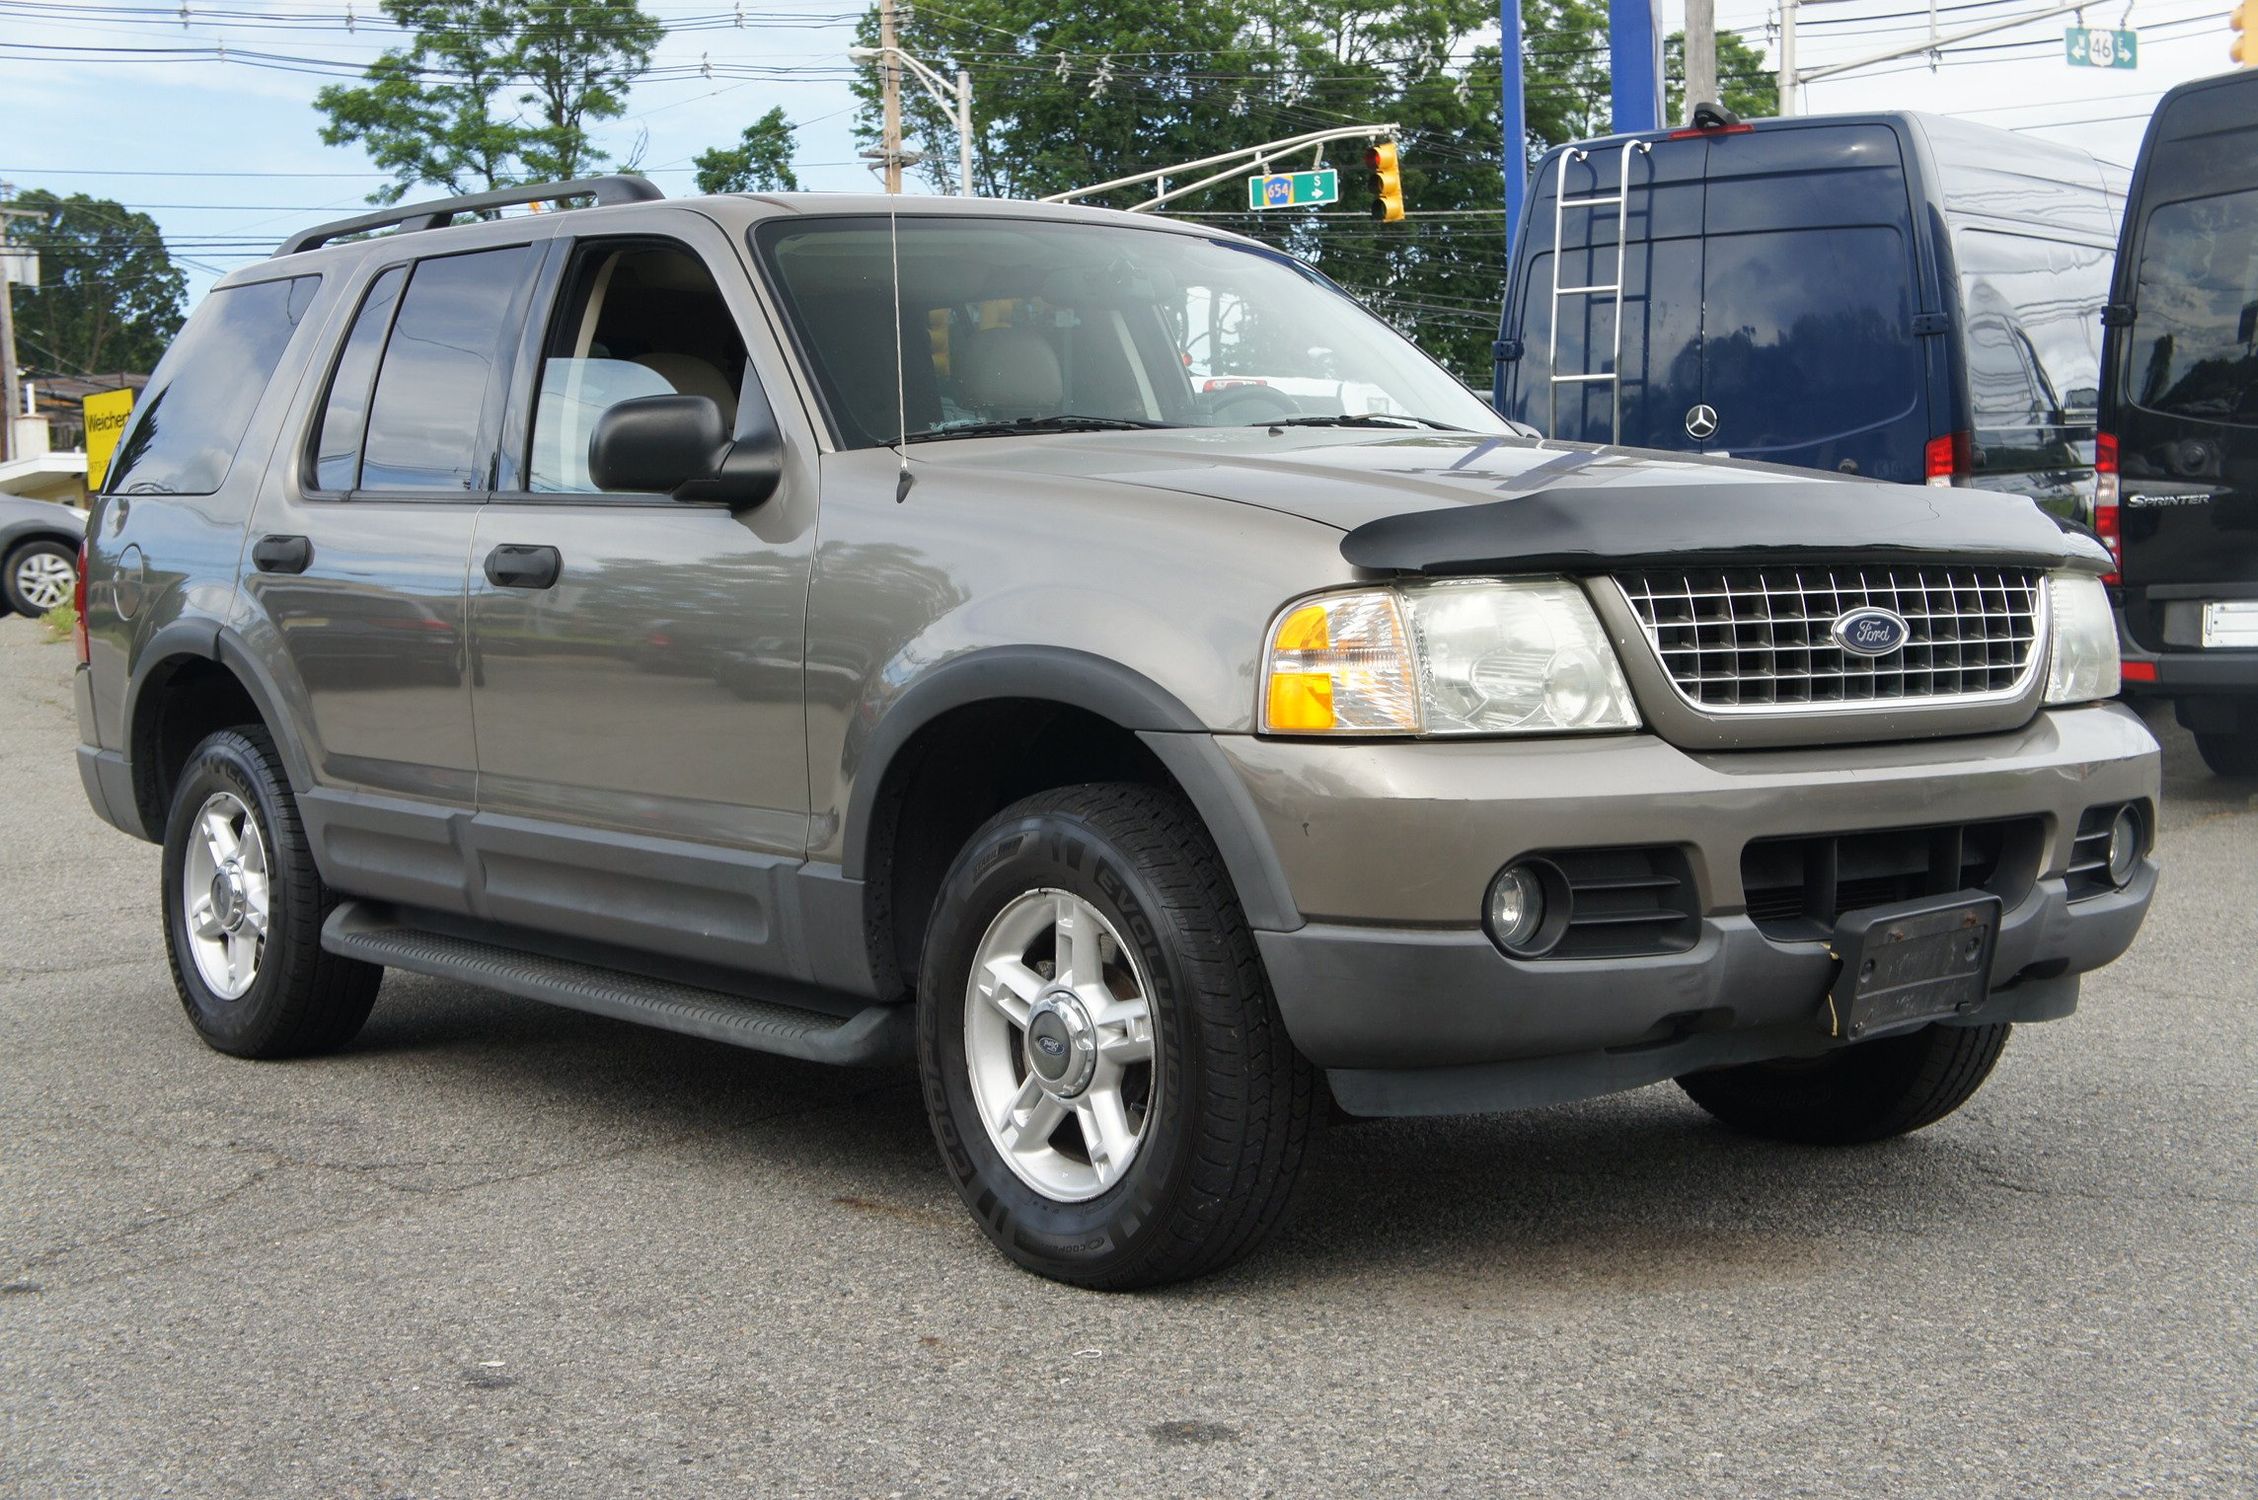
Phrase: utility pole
[
  {"left": 1778, "top": 0, "right": 1798, "bottom": 117},
  {"left": 0, "top": 184, "right": 23, "bottom": 465},
  {"left": 1685, "top": 0, "right": 1718, "bottom": 123},
  {"left": 878, "top": 0, "right": 904, "bottom": 194}
]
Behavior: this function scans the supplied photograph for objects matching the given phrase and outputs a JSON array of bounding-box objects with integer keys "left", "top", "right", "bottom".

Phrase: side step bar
[{"left": 321, "top": 902, "right": 911, "bottom": 1067}]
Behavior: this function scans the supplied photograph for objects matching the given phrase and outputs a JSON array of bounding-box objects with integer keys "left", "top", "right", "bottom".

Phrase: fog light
[
  {"left": 1485, "top": 862, "right": 1568, "bottom": 956},
  {"left": 2106, "top": 806, "right": 2142, "bottom": 887}
]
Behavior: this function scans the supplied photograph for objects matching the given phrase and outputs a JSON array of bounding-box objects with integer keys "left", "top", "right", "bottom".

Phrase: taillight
[
  {"left": 1924, "top": 431, "right": 1972, "bottom": 487},
  {"left": 1666, "top": 123, "right": 1755, "bottom": 139},
  {"left": 2120, "top": 659, "right": 2157, "bottom": 683},
  {"left": 2093, "top": 431, "right": 2122, "bottom": 586},
  {"left": 72, "top": 538, "right": 89, "bottom": 665}
]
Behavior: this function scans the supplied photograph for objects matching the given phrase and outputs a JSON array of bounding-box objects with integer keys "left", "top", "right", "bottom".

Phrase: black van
[
  {"left": 1494, "top": 111, "right": 2124, "bottom": 518},
  {"left": 2099, "top": 69, "right": 2258, "bottom": 776}
]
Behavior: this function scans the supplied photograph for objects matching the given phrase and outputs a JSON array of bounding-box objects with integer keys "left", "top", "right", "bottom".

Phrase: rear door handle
[
  {"left": 252, "top": 534, "right": 313, "bottom": 574},
  {"left": 484, "top": 544, "right": 562, "bottom": 590}
]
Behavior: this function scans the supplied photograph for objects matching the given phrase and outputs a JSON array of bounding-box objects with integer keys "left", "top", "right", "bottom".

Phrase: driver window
[{"left": 528, "top": 241, "right": 748, "bottom": 492}]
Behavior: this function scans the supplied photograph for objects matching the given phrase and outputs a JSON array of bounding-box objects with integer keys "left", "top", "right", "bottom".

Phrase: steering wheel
[{"left": 1206, "top": 384, "right": 1302, "bottom": 424}]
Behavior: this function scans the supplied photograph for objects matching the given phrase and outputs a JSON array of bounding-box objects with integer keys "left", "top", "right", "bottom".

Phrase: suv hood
[{"left": 907, "top": 429, "right": 2112, "bottom": 574}]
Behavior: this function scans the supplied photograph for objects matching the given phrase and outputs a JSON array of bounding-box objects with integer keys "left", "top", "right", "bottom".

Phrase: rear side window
[
  {"left": 2130, "top": 188, "right": 2258, "bottom": 427},
  {"left": 310, "top": 265, "right": 406, "bottom": 492},
  {"left": 359, "top": 247, "right": 536, "bottom": 492},
  {"left": 105, "top": 275, "right": 319, "bottom": 495},
  {"left": 1956, "top": 229, "right": 2110, "bottom": 424}
]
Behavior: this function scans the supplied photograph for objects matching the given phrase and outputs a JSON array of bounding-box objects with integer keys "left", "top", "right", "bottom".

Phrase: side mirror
[{"left": 588, "top": 393, "right": 782, "bottom": 509}]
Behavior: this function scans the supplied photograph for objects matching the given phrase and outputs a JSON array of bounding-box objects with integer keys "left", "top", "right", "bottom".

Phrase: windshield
[{"left": 751, "top": 214, "right": 1507, "bottom": 448}]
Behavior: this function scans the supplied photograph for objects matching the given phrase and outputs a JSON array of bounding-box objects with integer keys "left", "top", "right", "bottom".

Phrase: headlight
[
  {"left": 2045, "top": 571, "right": 2120, "bottom": 706},
  {"left": 1261, "top": 579, "right": 1640, "bottom": 736}
]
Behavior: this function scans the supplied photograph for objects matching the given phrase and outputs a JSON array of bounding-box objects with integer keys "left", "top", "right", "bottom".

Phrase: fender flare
[
  {"left": 840, "top": 645, "right": 1302, "bottom": 933},
  {"left": 121, "top": 619, "right": 315, "bottom": 831}
]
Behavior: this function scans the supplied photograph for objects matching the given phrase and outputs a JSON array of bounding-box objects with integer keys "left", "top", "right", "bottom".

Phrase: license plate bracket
[
  {"left": 2201, "top": 600, "right": 2258, "bottom": 649},
  {"left": 1821, "top": 893, "right": 2001, "bottom": 1040}
]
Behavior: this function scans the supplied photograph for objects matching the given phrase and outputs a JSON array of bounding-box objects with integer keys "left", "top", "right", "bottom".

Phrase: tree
[
  {"left": 4, "top": 191, "right": 186, "bottom": 376},
  {"left": 315, "top": 0, "right": 663, "bottom": 203},
  {"left": 1665, "top": 27, "right": 1778, "bottom": 124},
  {"left": 694, "top": 108, "right": 801, "bottom": 194}
]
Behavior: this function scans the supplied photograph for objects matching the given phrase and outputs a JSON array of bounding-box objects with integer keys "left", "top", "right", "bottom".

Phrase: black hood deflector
[{"left": 1339, "top": 474, "right": 2114, "bottom": 577}]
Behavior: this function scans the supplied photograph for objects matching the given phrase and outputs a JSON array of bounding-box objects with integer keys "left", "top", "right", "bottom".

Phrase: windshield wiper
[
  {"left": 1253, "top": 413, "right": 1462, "bottom": 432},
  {"left": 905, "top": 415, "right": 1175, "bottom": 443}
]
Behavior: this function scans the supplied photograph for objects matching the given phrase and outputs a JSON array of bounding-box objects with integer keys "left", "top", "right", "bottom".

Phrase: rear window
[
  {"left": 104, "top": 275, "right": 319, "bottom": 495},
  {"left": 1700, "top": 226, "right": 1919, "bottom": 447},
  {"left": 1956, "top": 229, "right": 2110, "bottom": 425},
  {"left": 2129, "top": 187, "right": 2258, "bottom": 427}
]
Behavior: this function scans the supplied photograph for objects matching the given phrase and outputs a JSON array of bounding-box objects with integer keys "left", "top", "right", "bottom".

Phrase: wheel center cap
[
  {"left": 210, "top": 866, "right": 246, "bottom": 934},
  {"left": 1025, "top": 992, "right": 1098, "bottom": 1099}
]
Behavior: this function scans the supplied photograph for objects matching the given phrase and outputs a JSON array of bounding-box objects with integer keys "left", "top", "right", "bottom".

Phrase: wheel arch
[
  {"left": 843, "top": 647, "right": 1301, "bottom": 999},
  {"left": 123, "top": 621, "right": 311, "bottom": 838}
]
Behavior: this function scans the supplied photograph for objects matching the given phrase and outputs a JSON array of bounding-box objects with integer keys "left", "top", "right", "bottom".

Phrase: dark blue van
[{"left": 1493, "top": 111, "right": 2126, "bottom": 517}]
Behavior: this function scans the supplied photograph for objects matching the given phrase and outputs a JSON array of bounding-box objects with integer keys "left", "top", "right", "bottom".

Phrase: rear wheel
[
  {"left": 2194, "top": 731, "right": 2258, "bottom": 777},
  {"left": 161, "top": 727, "right": 382, "bottom": 1057},
  {"left": 918, "top": 783, "right": 1316, "bottom": 1289},
  {"left": 3, "top": 539, "right": 75, "bottom": 618},
  {"left": 1676, "top": 1022, "right": 2010, "bottom": 1145}
]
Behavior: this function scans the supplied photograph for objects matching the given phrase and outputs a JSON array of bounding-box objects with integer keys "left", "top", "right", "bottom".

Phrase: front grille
[
  {"left": 1740, "top": 818, "right": 2042, "bottom": 941},
  {"left": 1617, "top": 565, "right": 2046, "bottom": 711}
]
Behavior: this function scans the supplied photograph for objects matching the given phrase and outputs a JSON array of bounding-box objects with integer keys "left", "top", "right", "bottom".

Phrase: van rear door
[
  {"left": 2106, "top": 74, "right": 2258, "bottom": 616},
  {"left": 1695, "top": 125, "right": 1929, "bottom": 480}
]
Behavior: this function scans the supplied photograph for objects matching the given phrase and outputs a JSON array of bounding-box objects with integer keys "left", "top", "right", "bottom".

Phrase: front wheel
[
  {"left": 1676, "top": 1022, "right": 2010, "bottom": 1145},
  {"left": 918, "top": 784, "right": 1316, "bottom": 1289},
  {"left": 4, "top": 539, "right": 75, "bottom": 618}
]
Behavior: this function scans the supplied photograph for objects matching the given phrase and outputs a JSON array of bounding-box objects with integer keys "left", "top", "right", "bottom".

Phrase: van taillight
[
  {"left": 2093, "top": 431, "right": 2121, "bottom": 585},
  {"left": 1666, "top": 123, "right": 1755, "bottom": 139},
  {"left": 72, "top": 538, "right": 89, "bottom": 665},
  {"left": 1924, "top": 432, "right": 1972, "bottom": 487}
]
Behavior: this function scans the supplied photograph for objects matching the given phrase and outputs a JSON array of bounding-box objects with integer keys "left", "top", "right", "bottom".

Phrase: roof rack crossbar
[{"left": 273, "top": 174, "right": 664, "bottom": 258}]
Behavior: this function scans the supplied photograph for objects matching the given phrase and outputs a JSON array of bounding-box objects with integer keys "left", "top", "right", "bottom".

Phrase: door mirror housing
[{"left": 588, "top": 392, "right": 783, "bottom": 508}]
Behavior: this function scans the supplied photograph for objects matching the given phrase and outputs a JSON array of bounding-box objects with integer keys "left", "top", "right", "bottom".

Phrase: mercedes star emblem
[{"left": 1684, "top": 404, "right": 1719, "bottom": 441}]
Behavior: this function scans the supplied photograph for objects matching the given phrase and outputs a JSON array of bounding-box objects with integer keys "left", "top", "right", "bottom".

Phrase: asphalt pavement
[{"left": 2, "top": 613, "right": 2252, "bottom": 1498}]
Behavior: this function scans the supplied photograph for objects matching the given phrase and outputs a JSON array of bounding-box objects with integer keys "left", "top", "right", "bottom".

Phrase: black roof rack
[{"left": 273, "top": 174, "right": 664, "bottom": 258}]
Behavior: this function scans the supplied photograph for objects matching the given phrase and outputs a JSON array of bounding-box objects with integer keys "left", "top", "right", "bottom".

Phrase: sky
[{"left": 0, "top": 0, "right": 2241, "bottom": 315}]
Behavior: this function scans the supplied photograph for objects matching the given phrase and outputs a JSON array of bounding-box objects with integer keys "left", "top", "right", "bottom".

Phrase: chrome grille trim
[{"left": 1613, "top": 566, "right": 2050, "bottom": 715}]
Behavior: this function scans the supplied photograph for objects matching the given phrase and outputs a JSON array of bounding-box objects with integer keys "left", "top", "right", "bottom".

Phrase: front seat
[
  {"left": 632, "top": 353, "right": 737, "bottom": 425},
  {"left": 962, "top": 328, "right": 1063, "bottom": 418}
]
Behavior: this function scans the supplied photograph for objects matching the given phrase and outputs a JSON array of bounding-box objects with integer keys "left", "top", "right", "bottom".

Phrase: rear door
[
  {"left": 1498, "top": 137, "right": 1706, "bottom": 450},
  {"left": 1694, "top": 125, "right": 1928, "bottom": 480},
  {"left": 2105, "top": 72, "right": 2258, "bottom": 647}
]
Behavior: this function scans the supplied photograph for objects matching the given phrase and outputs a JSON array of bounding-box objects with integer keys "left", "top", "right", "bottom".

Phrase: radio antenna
[{"left": 888, "top": 199, "right": 914, "bottom": 503}]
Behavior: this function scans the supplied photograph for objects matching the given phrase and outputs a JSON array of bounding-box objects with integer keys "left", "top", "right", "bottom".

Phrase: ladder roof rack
[{"left": 273, "top": 175, "right": 664, "bottom": 258}]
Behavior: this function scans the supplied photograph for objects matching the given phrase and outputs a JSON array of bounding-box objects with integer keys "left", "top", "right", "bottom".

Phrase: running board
[{"left": 321, "top": 902, "right": 910, "bottom": 1066}]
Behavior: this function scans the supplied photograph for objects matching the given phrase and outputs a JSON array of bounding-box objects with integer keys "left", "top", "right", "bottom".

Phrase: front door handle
[
  {"left": 252, "top": 534, "right": 312, "bottom": 574},
  {"left": 484, "top": 544, "right": 562, "bottom": 590}
]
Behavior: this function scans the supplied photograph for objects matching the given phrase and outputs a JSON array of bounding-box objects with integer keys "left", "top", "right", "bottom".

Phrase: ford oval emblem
[
  {"left": 1832, "top": 606, "right": 1910, "bottom": 658},
  {"left": 1035, "top": 1035, "right": 1067, "bottom": 1058}
]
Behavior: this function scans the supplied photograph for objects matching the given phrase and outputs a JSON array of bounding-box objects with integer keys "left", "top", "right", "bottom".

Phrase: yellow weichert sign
[{"left": 82, "top": 388, "right": 136, "bottom": 491}]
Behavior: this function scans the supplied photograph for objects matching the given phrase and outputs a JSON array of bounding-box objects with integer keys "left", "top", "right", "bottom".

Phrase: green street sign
[
  {"left": 1247, "top": 169, "right": 1340, "bottom": 210},
  {"left": 2065, "top": 26, "right": 2137, "bottom": 68}
]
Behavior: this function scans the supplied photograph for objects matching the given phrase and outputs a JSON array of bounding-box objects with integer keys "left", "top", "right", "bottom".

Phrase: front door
[{"left": 464, "top": 212, "right": 820, "bottom": 977}]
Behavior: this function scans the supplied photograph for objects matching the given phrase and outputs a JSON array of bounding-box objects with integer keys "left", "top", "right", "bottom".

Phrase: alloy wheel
[{"left": 182, "top": 791, "right": 270, "bottom": 1000}]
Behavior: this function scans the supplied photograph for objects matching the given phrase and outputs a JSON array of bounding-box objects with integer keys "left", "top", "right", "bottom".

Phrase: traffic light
[
  {"left": 2237, "top": 0, "right": 2255, "bottom": 66},
  {"left": 1367, "top": 142, "right": 1405, "bottom": 222}
]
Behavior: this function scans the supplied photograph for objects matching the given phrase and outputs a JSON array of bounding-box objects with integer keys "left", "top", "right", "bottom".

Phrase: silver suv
[{"left": 73, "top": 178, "right": 2160, "bottom": 1287}]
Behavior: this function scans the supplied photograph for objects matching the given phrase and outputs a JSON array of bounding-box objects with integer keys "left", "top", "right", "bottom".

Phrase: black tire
[
  {"left": 161, "top": 726, "right": 382, "bottom": 1058},
  {"left": 2194, "top": 731, "right": 2258, "bottom": 778},
  {"left": 1676, "top": 1022, "right": 2010, "bottom": 1146},
  {"left": 918, "top": 783, "right": 1317, "bottom": 1289},
  {"left": 3, "top": 538, "right": 75, "bottom": 618}
]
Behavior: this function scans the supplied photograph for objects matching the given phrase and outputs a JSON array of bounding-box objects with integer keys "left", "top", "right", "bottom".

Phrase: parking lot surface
[{"left": 2, "top": 614, "right": 2252, "bottom": 1497}]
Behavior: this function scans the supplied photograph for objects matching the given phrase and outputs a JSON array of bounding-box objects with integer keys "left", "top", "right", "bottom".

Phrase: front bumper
[{"left": 1216, "top": 704, "right": 2160, "bottom": 1108}]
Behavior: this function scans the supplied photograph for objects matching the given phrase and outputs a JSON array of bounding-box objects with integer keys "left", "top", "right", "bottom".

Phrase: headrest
[
  {"left": 632, "top": 353, "right": 737, "bottom": 424},
  {"left": 962, "top": 328, "right": 1062, "bottom": 416}
]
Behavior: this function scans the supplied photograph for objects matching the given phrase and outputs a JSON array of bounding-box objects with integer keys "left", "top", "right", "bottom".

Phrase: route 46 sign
[
  {"left": 2065, "top": 26, "right": 2137, "bottom": 68},
  {"left": 1247, "top": 169, "right": 1340, "bottom": 210}
]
